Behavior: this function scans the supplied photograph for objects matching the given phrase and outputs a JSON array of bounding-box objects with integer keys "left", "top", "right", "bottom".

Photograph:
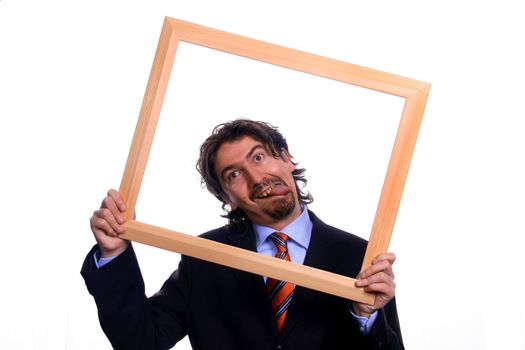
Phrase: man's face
[{"left": 214, "top": 136, "right": 301, "bottom": 229}]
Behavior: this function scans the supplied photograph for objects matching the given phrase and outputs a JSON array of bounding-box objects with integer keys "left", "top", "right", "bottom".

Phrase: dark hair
[{"left": 196, "top": 118, "right": 313, "bottom": 229}]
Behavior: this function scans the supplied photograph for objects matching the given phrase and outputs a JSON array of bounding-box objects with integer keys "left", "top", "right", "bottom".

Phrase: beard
[{"left": 261, "top": 191, "right": 296, "bottom": 220}]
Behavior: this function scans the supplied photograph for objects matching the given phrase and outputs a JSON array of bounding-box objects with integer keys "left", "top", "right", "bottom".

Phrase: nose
[{"left": 244, "top": 165, "right": 264, "bottom": 186}]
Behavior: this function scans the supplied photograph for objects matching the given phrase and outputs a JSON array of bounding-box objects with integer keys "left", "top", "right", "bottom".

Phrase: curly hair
[{"left": 196, "top": 119, "right": 313, "bottom": 229}]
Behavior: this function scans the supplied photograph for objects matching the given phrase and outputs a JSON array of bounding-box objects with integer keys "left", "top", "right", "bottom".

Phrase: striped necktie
[{"left": 266, "top": 232, "right": 295, "bottom": 331}]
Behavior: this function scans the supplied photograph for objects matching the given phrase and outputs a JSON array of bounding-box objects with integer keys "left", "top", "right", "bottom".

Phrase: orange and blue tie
[{"left": 266, "top": 232, "right": 295, "bottom": 331}]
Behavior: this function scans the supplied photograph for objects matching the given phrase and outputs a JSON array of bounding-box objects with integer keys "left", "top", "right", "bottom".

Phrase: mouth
[
  {"left": 257, "top": 186, "right": 275, "bottom": 199},
  {"left": 253, "top": 181, "right": 291, "bottom": 200}
]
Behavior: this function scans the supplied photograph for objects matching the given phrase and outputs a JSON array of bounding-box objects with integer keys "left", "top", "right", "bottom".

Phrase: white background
[{"left": 1, "top": 1, "right": 524, "bottom": 349}]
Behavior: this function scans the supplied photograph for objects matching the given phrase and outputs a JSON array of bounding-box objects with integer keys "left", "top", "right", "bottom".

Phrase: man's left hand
[{"left": 352, "top": 252, "right": 396, "bottom": 318}]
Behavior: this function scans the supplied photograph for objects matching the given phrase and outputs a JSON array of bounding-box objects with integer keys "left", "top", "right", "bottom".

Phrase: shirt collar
[{"left": 253, "top": 206, "right": 312, "bottom": 250}]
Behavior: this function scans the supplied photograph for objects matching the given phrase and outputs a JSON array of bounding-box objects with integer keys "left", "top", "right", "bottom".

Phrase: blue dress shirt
[{"left": 253, "top": 206, "right": 312, "bottom": 270}]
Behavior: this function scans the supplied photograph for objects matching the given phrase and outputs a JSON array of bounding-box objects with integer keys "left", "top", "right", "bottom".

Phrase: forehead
[{"left": 215, "top": 136, "right": 262, "bottom": 170}]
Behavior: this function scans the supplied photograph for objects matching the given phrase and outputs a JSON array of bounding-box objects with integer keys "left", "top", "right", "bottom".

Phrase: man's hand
[
  {"left": 89, "top": 189, "right": 131, "bottom": 258},
  {"left": 353, "top": 252, "right": 396, "bottom": 318}
]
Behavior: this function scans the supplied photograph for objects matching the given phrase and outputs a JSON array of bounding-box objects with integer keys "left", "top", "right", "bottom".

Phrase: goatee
[{"left": 263, "top": 193, "right": 296, "bottom": 220}]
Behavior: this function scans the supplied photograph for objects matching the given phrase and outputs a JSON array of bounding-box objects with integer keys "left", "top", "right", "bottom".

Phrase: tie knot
[{"left": 269, "top": 232, "right": 289, "bottom": 253}]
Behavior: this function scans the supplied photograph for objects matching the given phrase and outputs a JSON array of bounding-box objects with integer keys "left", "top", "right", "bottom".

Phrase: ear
[
  {"left": 221, "top": 192, "right": 238, "bottom": 210},
  {"left": 227, "top": 201, "right": 238, "bottom": 211}
]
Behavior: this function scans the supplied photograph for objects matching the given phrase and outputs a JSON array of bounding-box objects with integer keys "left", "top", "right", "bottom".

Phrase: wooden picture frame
[{"left": 118, "top": 16, "right": 430, "bottom": 305}]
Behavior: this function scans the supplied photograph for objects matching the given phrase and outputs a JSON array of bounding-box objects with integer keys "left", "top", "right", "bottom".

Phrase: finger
[
  {"left": 92, "top": 226, "right": 119, "bottom": 239},
  {"left": 357, "top": 274, "right": 396, "bottom": 300},
  {"left": 91, "top": 214, "right": 118, "bottom": 236},
  {"left": 372, "top": 252, "right": 396, "bottom": 265},
  {"left": 92, "top": 209, "right": 124, "bottom": 234},
  {"left": 101, "top": 196, "right": 125, "bottom": 225},
  {"left": 358, "top": 260, "right": 394, "bottom": 280},
  {"left": 107, "top": 189, "right": 127, "bottom": 212},
  {"left": 359, "top": 252, "right": 396, "bottom": 279},
  {"left": 362, "top": 280, "right": 396, "bottom": 297},
  {"left": 356, "top": 271, "right": 394, "bottom": 288}
]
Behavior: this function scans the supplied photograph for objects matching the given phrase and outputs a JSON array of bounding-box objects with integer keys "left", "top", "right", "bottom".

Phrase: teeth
[{"left": 258, "top": 187, "right": 272, "bottom": 198}]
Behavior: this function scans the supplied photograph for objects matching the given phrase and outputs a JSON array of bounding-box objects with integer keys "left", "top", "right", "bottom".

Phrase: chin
[{"left": 265, "top": 196, "right": 296, "bottom": 220}]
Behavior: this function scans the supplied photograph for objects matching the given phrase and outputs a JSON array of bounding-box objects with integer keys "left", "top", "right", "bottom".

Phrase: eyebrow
[{"left": 219, "top": 144, "right": 264, "bottom": 181}]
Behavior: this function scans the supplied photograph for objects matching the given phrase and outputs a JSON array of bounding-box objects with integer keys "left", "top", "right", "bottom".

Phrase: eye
[
  {"left": 229, "top": 170, "right": 241, "bottom": 180},
  {"left": 254, "top": 154, "right": 264, "bottom": 162}
]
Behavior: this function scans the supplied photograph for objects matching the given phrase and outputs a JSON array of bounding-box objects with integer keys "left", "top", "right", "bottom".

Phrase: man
[{"left": 82, "top": 119, "right": 403, "bottom": 349}]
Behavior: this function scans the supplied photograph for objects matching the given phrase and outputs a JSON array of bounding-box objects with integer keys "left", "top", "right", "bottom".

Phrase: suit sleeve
[
  {"left": 80, "top": 244, "right": 189, "bottom": 350},
  {"left": 364, "top": 297, "right": 404, "bottom": 349}
]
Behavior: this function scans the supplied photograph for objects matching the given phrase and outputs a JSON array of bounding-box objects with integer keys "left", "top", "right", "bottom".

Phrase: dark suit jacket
[{"left": 81, "top": 211, "right": 403, "bottom": 350}]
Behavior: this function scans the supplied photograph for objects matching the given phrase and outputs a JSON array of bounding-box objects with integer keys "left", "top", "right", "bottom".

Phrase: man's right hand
[{"left": 89, "top": 189, "right": 131, "bottom": 258}]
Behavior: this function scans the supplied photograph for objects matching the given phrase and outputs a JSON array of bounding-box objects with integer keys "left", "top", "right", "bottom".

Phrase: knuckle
[
  {"left": 91, "top": 217, "right": 103, "bottom": 228},
  {"left": 99, "top": 219, "right": 110, "bottom": 231},
  {"left": 100, "top": 208, "right": 112, "bottom": 219},
  {"left": 102, "top": 196, "right": 113, "bottom": 208}
]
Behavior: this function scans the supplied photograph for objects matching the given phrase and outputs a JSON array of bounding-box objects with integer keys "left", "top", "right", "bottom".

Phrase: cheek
[
  {"left": 222, "top": 185, "right": 246, "bottom": 206},
  {"left": 276, "top": 163, "right": 296, "bottom": 182}
]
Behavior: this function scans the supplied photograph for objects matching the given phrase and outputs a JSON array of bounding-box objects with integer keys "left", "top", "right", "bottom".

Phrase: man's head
[{"left": 197, "top": 119, "right": 313, "bottom": 229}]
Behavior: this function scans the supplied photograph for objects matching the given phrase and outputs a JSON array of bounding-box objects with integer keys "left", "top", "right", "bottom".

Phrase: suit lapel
[{"left": 226, "top": 224, "right": 279, "bottom": 336}]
